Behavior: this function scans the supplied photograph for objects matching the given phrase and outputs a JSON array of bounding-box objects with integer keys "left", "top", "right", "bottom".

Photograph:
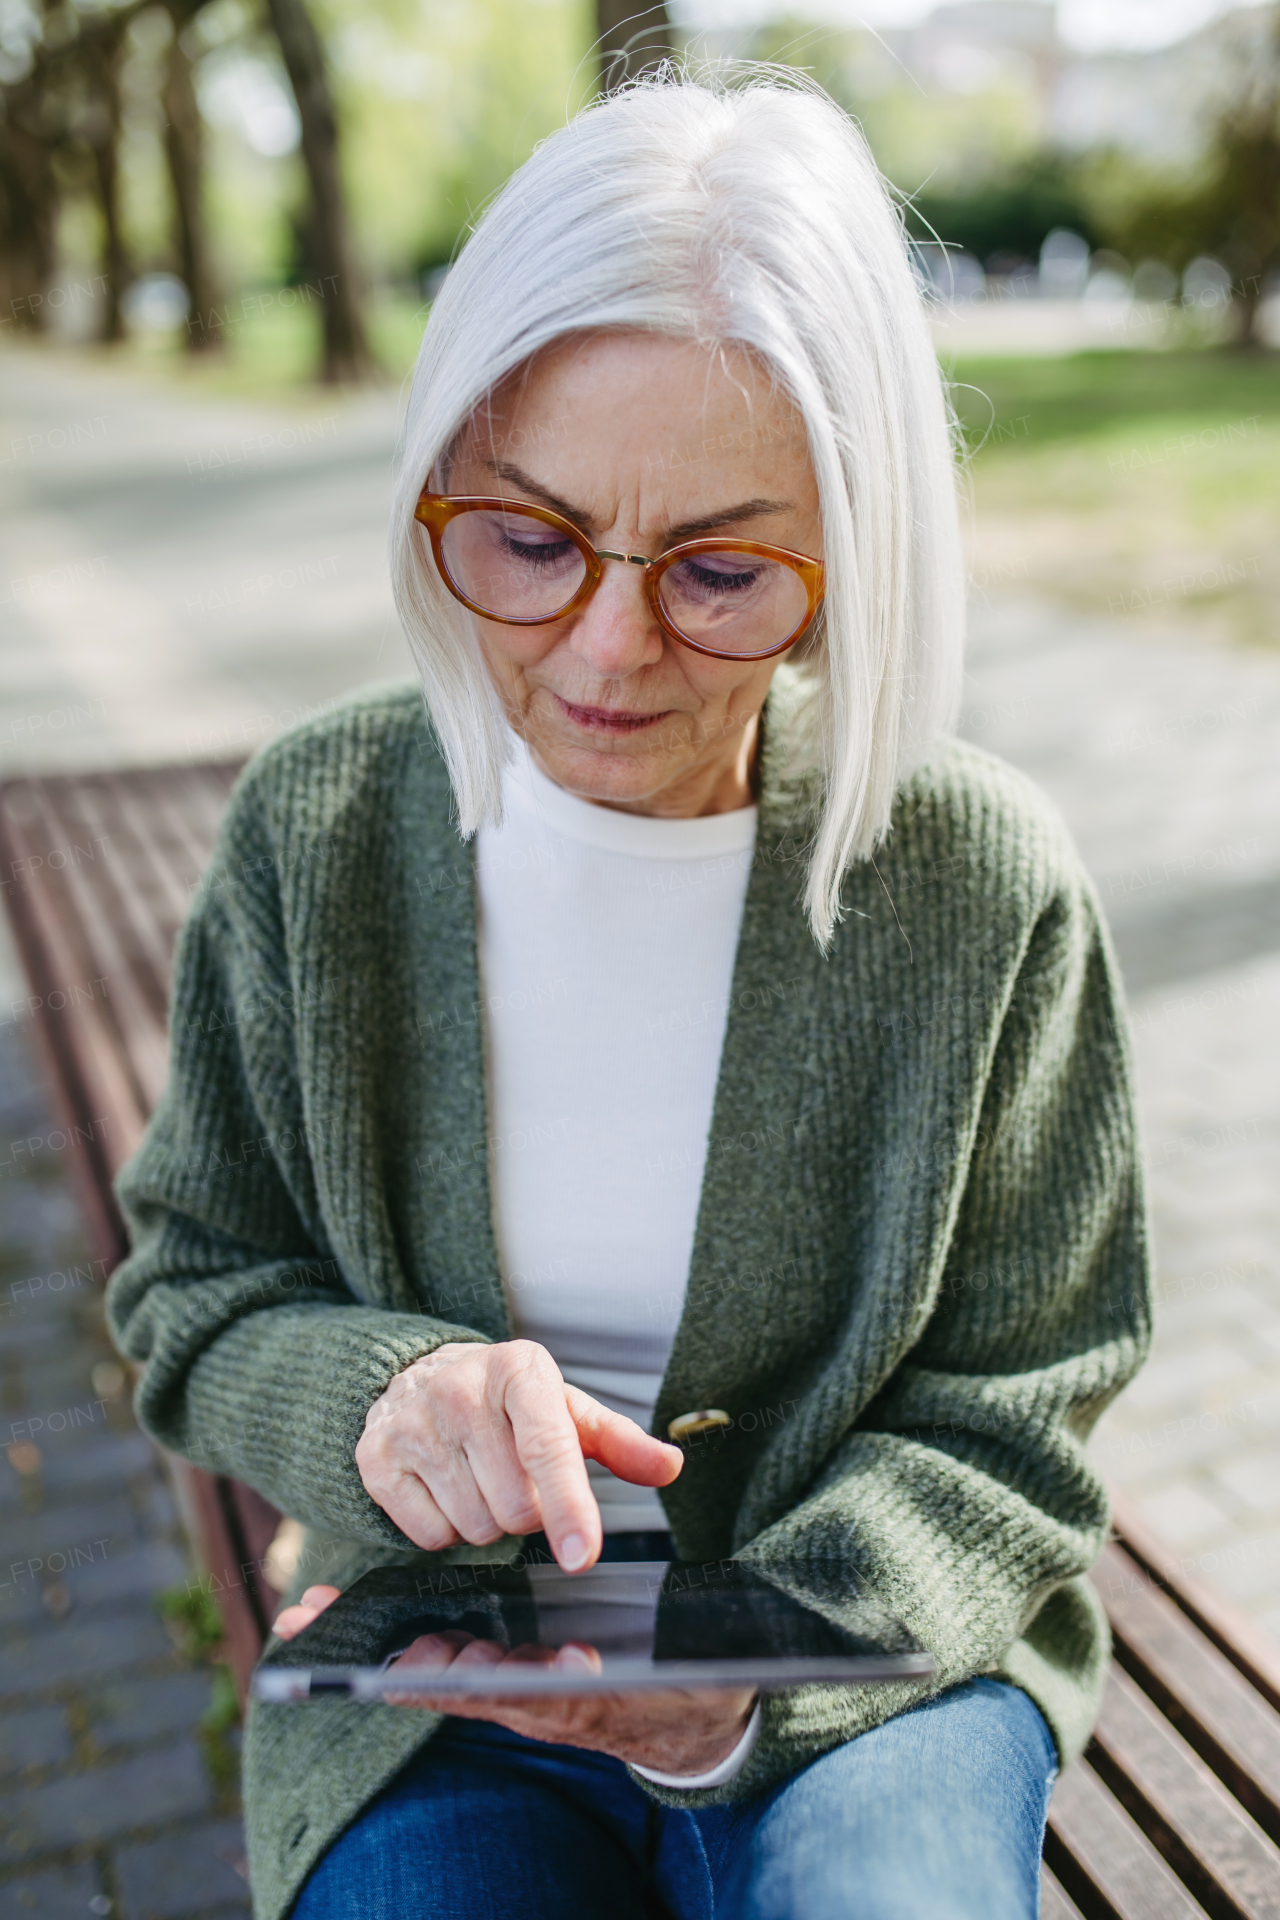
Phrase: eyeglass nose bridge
[{"left": 593, "top": 548, "right": 653, "bottom": 569}]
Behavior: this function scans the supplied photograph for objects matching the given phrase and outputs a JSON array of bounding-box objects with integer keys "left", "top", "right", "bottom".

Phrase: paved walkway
[
  {"left": 962, "top": 597, "right": 1280, "bottom": 1639},
  {"left": 2, "top": 339, "right": 1279, "bottom": 1903},
  {"left": 0, "top": 1018, "right": 249, "bottom": 1918}
]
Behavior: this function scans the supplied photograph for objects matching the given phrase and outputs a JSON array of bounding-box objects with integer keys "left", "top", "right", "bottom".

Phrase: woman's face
[{"left": 444, "top": 332, "right": 822, "bottom": 817}]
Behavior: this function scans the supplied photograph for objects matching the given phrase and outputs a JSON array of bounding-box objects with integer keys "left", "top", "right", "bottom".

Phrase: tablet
[{"left": 253, "top": 1556, "right": 936, "bottom": 1701}]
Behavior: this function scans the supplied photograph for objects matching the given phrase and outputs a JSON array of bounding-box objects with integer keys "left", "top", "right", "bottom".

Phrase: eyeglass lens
[
  {"left": 438, "top": 505, "right": 808, "bottom": 654},
  {"left": 441, "top": 508, "right": 588, "bottom": 623}
]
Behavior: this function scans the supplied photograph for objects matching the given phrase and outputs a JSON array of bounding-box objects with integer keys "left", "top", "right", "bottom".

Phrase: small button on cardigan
[{"left": 106, "top": 671, "right": 1151, "bottom": 1920}]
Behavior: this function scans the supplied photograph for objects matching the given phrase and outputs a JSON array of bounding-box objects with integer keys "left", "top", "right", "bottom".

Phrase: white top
[{"left": 475, "top": 735, "right": 756, "bottom": 1533}]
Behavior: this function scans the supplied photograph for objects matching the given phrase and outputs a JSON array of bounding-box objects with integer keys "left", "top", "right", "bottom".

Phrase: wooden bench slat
[
  {"left": 0, "top": 763, "right": 277, "bottom": 1705},
  {"left": 1041, "top": 1865, "right": 1088, "bottom": 1919},
  {"left": 0, "top": 767, "right": 244, "bottom": 1182},
  {"left": 20, "top": 780, "right": 170, "bottom": 1118},
  {"left": 1091, "top": 1664, "right": 1280, "bottom": 1920},
  {"left": 1046, "top": 1758, "right": 1211, "bottom": 1919},
  {"left": 66, "top": 778, "right": 180, "bottom": 990},
  {"left": 1108, "top": 1491, "right": 1280, "bottom": 1715},
  {"left": 1095, "top": 1542, "right": 1280, "bottom": 1845},
  {"left": 106, "top": 772, "right": 215, "bottom": 931}
]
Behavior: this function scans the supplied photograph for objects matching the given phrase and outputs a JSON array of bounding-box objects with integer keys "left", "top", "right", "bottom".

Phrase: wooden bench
[
  {"left": 4, "top": 762, "right": 1280, "bottom": 1915},
  {"left": 0, "top": 762, "right": 280, "bottom": 1695}
]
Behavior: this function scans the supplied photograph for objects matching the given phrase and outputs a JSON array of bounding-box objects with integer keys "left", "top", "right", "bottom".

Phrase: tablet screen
[{"left": 254, "top": 1556, "right": 935, "bottom": 1700}]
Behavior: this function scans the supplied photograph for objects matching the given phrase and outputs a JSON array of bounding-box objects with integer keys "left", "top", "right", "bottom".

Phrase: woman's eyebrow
[
  {"left": 482, "top": 460, "right": 793, "bottom": 542},
  {"left": 483, "top": 460, "right": 585, "bottom": 527},
  {"left": 667, "top": 499, "right": 794, "bottom": 540}
]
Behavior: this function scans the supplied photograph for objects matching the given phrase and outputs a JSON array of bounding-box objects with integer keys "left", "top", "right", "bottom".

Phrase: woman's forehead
[
  {"left": 474, "top": 333, "right": 804, "bottom": 446},
  {"left": 453, "top": 335, "right": 815, "bottom": 522}
]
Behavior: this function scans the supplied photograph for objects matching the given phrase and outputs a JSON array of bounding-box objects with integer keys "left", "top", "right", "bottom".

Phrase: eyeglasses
[{"left": 414, "top": 492, "right": 824, "bottom": 661}]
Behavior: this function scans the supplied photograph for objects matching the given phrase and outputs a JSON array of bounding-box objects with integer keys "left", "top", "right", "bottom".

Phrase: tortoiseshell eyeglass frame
[{"left": 414, "top": 491, "right": 825, "bottom": 662}]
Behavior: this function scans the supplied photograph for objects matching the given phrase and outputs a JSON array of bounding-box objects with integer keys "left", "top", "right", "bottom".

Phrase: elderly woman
[{"left": 107, "top": 71, "right": 1149, "bottom": 1920}]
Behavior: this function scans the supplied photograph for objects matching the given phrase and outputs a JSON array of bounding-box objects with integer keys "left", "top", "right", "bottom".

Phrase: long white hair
[{"left": 390, "top": 67, "right": 964, "bottom": 948}]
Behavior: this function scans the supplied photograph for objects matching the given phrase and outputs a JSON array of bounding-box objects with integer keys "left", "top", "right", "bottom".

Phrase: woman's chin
[{"left": 536, "top": 741, "right": 682, "bottom": 809}]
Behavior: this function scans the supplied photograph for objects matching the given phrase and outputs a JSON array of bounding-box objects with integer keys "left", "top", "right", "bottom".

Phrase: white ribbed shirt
[{"left": 475, "top": 735, "right": 757, "bottom": 1533}]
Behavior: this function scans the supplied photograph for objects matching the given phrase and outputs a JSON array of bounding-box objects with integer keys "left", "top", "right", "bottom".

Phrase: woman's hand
[
  {"left": 272, "top": 1593, "right": 756, "bottom": 1775},
  {"left": 273, "top": 1585, "right": 341, "bottom": 1641},
  {"left": 389, "top": 1631, "right": 758, "bottom": 1775},
  {"left": 354, "top": 1340, "right": 683, "bottom": 1572}
]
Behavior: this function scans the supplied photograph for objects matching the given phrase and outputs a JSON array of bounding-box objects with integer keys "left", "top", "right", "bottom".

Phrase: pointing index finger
[{"left": 501, "top": 1359, "right": 600, "bottom": 1572}]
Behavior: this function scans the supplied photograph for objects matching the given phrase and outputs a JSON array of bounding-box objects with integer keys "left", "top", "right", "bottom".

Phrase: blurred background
[{"left": 1, "top": 0, "right": 1279, "bottom": 1913}]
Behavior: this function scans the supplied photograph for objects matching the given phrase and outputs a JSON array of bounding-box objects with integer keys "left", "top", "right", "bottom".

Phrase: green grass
[
  {"left": 101, "top": 288, "right": 429, "bottom": 399},
  {"left": 948, "top": 349, "right": 1280, "bottom": 649},
  {"left": 156, "top": 1584, "right": 242, "bottom": 1806},
  {"left": 948, "top": 349, "right": 1280, "bottom": 456}
]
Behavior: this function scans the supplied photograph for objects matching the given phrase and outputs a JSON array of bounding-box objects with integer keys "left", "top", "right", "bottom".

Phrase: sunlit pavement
[
  {"left": 1, "top": 343, "right": 1279, "bottom": 1898},
  {"left": 964, "top": 597, "right": 1280, "bottom": 1637}
]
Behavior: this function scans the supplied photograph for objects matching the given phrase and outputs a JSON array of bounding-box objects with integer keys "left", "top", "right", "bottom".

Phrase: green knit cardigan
[{"left": 107, "top": 673, "right": 1150, "bottom": 1920}]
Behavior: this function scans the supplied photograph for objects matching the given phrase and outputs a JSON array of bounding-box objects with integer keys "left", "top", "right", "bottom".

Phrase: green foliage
[
  {"left": 746, "top": 17, "right": 1045, "bottom": 199},
  {"left": 157, "top": 1584, "right": 242, "bottom": 1804},
  {"left": 156, "top": 1582, "right": 227, "bottom": 1659},
  {"left": 1083, "top": 9, "right": 1280, "bottom": 334},
  {"left": 908, "top": 156, "right": 1100, "bottom": 266},
  {"left": 315, "top": 0, "right": 597, "bottom": 284}
]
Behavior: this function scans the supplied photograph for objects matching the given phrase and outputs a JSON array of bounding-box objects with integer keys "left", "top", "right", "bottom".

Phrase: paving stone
[
  {"left": 0, "top": 1706, "right": 70, "bottom": 1773},
  {"left": 0, "top": 1860, "right": 101, "bottom": 1917},
  {"left": 0, "top": 1607, "right": 173, "bottom": 1692},
  {"left": 63, "top": 1545, "right": 189, "bottom": 1612},
  {"left": 88, "top": 1673, "right": 213, "bottom": 1748},
  {"left": 1197, "top": 1528, "right": 1280, "bottom": 1606},
  {"left": 1135, "top": 1482, "right": 1235, "bottom": 1548},
  {"left": 0, "top": 1499, "right": 135, "bottom": 1567},
  {"left": 0, "top": 1740, "right": 211, "bottom": 1861},
  {"left": 1118, "top": 1343, "right": 1258, "bottom": 1415},
  {"left": 38, "top": 1435, "right": 157, "bottom": 1498},
  {"left": 115, "top": 1819, "right": 249, "bottom": 1919},
  {"left": 0, "top": 1574, "right": 56, "bottom": 1628},
  {"left": 0, "top": 1320, "right": 68, "bottom": 1356},
  {"left": 1213, "top": 1450, "right": 1280, "bottom": 1516},
  {"left": 13, "top": 1367, "right": 100, "bottom": 1412},
  {"left": 134, "top": 1486, "right": 176, "bottom": 1536}
]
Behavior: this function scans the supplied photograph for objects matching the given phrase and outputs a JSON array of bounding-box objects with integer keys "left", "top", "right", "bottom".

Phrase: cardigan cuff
[{"left": 630, "top": 1697, "right": 762, "bottom": 1789}]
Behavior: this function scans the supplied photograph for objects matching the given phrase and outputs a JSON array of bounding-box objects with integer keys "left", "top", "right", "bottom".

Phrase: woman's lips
[{"left": 554, "top": 695, "right": 670, "bottom": 733}]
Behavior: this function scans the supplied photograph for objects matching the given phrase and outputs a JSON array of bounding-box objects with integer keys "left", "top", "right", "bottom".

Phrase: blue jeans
[{"left": 291, "top": 1677, "right": 1056, "bottom": 1919}]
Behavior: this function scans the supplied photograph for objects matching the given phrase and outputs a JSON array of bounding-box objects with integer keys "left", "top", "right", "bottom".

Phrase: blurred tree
[
  {"left": 0, "top": 3, "right": 145, "bottom": 341},
  {"left": 0, "top": 61, "right": 59, "bottom": 330},
  {"left": 596, "top": 1, "right": 672, "bottom": 91},
  {"left": 265, "top": 0, "right": 371, "bottom": 380},
  {"left": 907, "top": 155, "right": 1099, "bottom": 268},
  {"left": 80, "top": 15, "right": 133, "bottom": 341},
  {"left": 163, "top": 0, "right": 222, "bottom": 351},
  {"left": 1096, "top": 5, "right": 1280, "bottom": 344}
]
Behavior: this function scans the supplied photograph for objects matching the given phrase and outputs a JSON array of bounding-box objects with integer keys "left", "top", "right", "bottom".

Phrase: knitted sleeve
[
  {"left": 638, "top": 866, "right": 1150, "bottom": 1805},
  {"left": 105, "top": 763, "right": 490, "bottom": 1550}
]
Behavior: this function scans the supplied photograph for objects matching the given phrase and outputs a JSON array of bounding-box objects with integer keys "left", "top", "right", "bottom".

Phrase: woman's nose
[{"left": 566, "top": 562, "right": 666, "bottom": 676}]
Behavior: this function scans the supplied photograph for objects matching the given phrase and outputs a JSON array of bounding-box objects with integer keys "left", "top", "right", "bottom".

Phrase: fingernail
[
  {"left": 558, "top": 1532, "right": 589, "bottom": 1571},
  {"left": 558, "top": 1643, "right": 593, "bottom": 1669}
]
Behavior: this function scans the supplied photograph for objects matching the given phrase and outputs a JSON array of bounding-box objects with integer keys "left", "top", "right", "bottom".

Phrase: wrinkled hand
[
  {"left": 386, "top": 1630, "right": 757, "bottom": 1773},
  {"left": 273, "top": 1585, "right": 342, "bottom": 1642},
  {"left": 273, "top": 1594, "right": 756, "bottom": 1776},
  {"left": 354, "top": 1340, "right": 683, "bottom": 1573}
]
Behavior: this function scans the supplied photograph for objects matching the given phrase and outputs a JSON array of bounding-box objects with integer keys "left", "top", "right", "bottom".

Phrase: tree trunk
[
  {"left": 264, "top": 0, "right": 372, "bottom": 383},
  {"left": 0, "top": 99, "right": 59, "bottom": 332},
  {"left": 596, "top": 0, "right": 674, "bottom": 92},
  {"left": 163, "top": 16, "right": 220, "bottom": 350},
  {"left": 84, "top": 31, "right": 131, "bottom": 343}
]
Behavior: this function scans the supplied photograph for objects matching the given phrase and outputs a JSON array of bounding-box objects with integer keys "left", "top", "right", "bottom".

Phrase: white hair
[{"left": 390, "top": 66, "right": 964, "bottom": 948}]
